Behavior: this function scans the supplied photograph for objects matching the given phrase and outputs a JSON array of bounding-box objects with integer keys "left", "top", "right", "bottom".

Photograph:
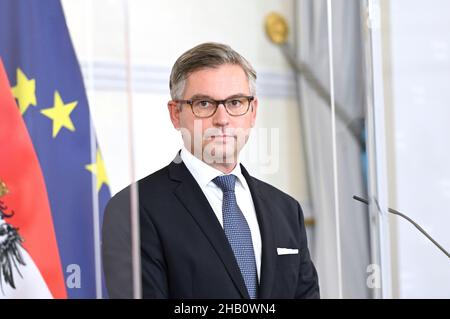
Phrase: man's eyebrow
[
  {"left": 189, "top": 93, "right": 250, "bottom": 100},
  {"left": 189, "top": 94, "right": 214, "bottom": 100},
  {"left": 225, "top": 93, "right": 250, "bottom": 99}
]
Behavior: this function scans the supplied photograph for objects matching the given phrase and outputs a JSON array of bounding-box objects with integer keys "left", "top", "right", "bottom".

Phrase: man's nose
[{"left": 212, "top": 103, "right": 229, "bottom": 126}]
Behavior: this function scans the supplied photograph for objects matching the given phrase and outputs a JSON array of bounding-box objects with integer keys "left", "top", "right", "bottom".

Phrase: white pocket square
[{"left": 277, "top": 248, "right": 299, "bottom": 255}]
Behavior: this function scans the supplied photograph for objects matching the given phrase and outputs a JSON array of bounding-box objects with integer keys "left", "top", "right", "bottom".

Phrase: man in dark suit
[{"left": 102, "top": 42, "right": 319, "bottom": 299}]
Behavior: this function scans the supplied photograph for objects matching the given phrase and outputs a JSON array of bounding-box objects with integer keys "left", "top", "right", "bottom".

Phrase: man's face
[{"left": 168, "top": 64, "right": 258, "bottom": 166}]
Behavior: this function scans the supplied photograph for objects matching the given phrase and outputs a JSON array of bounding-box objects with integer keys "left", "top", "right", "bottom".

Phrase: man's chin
[{"left": 202, "top": 142, "right": 237, "bottom": 165}]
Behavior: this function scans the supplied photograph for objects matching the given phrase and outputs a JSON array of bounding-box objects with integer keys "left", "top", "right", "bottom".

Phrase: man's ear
[
  {"left": 168, "top": 101, "right": 181, "bottom": 130},
  {"left": 250, "top": 97, "right": 258, "bottom": 127}
]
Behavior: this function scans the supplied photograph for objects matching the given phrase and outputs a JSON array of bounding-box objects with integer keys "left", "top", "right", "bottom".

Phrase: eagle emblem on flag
[{"left": 0, "top": 179, "right": 26, "bottom": 293}]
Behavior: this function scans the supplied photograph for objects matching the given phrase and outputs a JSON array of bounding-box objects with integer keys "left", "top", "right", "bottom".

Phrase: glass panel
[
  {"left": 59, "top": 0, "right": 450, "bottom": 300},
  {"left": 380, "top": 0, "right": 450, "bottom": 298},
  {"left": 295, "top": 0, "right": 343, "bottom": 298},
  {"left": 295, "top": 0, "right": 372, "bottom": 298},
  {"left": 64, "top": 0, "right": 139, "bottom": 298},
  {"left": 328, "top": 0, "right": 373, "bottom": 299}
]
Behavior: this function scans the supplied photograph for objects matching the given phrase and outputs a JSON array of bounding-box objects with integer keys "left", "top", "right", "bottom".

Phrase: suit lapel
[
  {"left": 240, "top": 164, "right": 276, "bottom": 299},
  {"left": 168, "top": 158, "right": 250, "bottom": 299}
]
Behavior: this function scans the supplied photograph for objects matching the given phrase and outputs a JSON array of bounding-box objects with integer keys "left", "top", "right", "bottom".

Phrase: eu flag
[{"left": 0, "top": 0, "right": 111, "bottom": 298}]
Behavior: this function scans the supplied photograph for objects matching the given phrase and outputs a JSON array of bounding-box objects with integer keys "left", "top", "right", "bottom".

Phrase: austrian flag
[{"left": 0, "top": 0, "right": 110, "bottom": 298}]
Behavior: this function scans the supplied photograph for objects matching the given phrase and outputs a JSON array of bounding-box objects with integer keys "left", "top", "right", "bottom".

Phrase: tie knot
[{"left": 213, "top": 174, "right": 237, "bottom": 192}]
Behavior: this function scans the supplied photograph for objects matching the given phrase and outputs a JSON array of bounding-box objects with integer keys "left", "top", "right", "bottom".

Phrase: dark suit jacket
[{"left": 102, "top": 154, "right": 319, "bottom": 299}]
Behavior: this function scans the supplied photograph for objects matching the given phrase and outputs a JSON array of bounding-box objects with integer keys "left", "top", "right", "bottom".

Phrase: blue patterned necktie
[{"left": 213, "top": 174, "right": 258, "bottom": 299}]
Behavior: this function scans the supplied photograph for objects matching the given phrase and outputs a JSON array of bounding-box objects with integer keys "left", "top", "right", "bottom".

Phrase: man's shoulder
[
  {"left": 245, "top": 173, "right": 305, "bottom": 225},
  {"left": 107, "top": 162, "right": 175, "bottom": 206},
  {"left": 246, "top": 173, "right": 299, "bottom": 206},
  {"left": 138, "top": 163, "right": 173, "bottom": 188}
]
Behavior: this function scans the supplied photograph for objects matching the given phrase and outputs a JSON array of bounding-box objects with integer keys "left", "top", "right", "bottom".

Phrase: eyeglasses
[{"left": 174, "top": 95, "right": 254, "bottom": 118}]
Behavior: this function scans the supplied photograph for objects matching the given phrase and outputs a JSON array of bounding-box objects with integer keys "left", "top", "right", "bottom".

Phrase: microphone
[{"left": 353, "top": 195, "right": 450, "bottom": 259}]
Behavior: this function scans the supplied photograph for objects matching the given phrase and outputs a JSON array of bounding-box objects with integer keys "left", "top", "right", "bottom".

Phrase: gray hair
[{"left": 169, "top": 42, "right": 257, "bottom": 100}]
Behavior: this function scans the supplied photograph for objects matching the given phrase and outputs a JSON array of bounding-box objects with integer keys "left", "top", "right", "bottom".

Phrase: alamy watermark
[
  {"left": 366, "top": 263, "right": 381, "bottom": 289},
  {"left": 172, "top": 120, "right": 281, "bottom": 174},
  {"left": 66, "top": 264, "right": 81, "bottom": 289}
]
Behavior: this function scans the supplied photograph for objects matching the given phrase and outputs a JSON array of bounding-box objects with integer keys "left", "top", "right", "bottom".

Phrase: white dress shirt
[{"left": 180, "top": 146, "right": 262, "bottom": 282}]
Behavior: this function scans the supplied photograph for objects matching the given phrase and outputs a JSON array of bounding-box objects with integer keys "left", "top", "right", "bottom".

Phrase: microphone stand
[{"left": 353, "top": 195, "right": 450, "bottom": 259}]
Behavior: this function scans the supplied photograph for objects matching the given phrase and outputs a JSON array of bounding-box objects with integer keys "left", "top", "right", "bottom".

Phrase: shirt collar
[{"left": 180, "top": 146, "right": 248, "bottom": 190}]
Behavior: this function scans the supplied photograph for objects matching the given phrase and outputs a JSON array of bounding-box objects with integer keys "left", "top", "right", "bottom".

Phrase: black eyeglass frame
[{"left": 174, "top": 95, "right": 255, "bottom": 118}]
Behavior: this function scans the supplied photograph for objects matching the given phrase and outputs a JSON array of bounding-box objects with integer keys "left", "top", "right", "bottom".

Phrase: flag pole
[{"left": 83, "top": 0, "right": 103, "bottom": 299}]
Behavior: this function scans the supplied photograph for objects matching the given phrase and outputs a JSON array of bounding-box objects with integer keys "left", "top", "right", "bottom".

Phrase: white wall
[{"left": 384, "top": 0, "right": 450, "bottom": 298}]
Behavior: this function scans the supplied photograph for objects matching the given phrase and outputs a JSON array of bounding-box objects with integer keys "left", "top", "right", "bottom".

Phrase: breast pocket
[{"left": 272, "top": 250, "right": 301, "bottom": 297}]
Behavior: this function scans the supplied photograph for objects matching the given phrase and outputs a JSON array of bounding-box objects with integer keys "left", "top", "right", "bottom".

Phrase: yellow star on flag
[
  {"left": 85, "top": 150, "right": 109, "bottom": 192},
  {"left": 41, "top": 91, "right": 77, "bottom": 138},
  {"left": 11, "top": 68, "right": 37, "bottom": 115}
]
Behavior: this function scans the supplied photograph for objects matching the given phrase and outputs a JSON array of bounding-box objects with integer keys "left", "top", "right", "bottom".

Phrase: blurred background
[{"left": 2, "top": 0, "right": 447, "bottom": 298}]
